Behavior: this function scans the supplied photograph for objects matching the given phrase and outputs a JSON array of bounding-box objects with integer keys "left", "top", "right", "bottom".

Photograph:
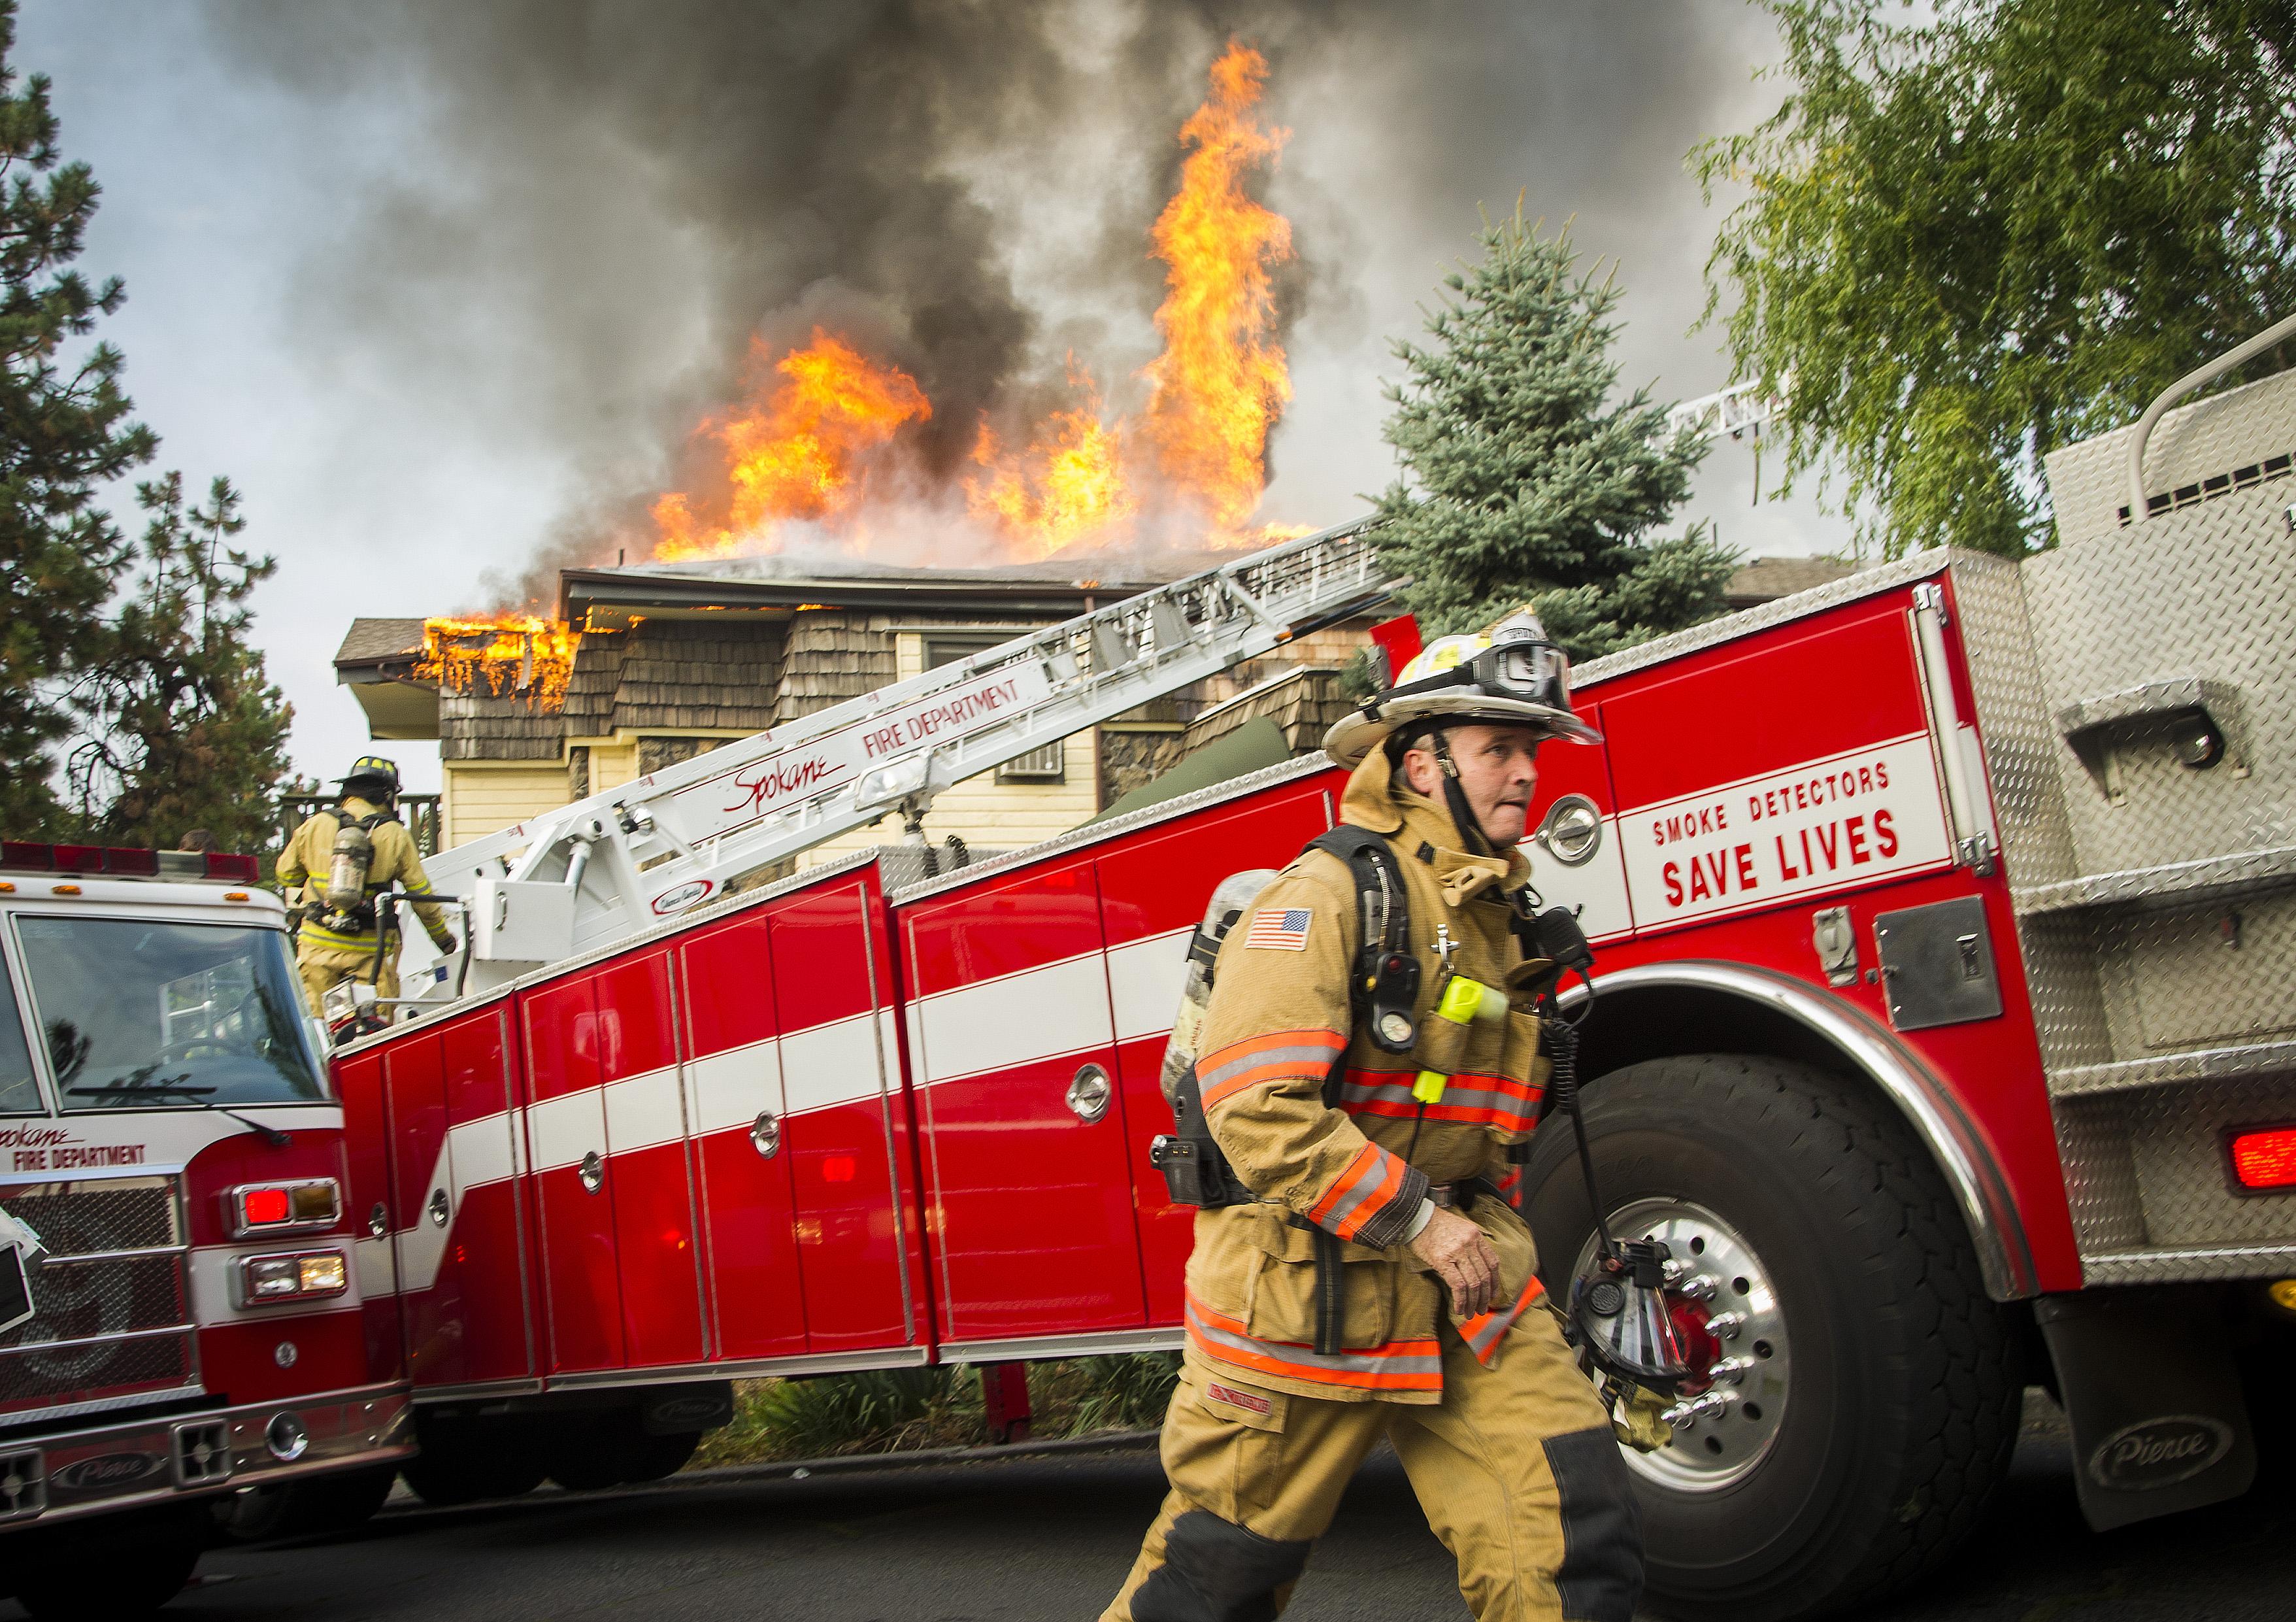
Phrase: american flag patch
[{"left": 1245, "top": 908, "right": 1312, "bottom": 951}]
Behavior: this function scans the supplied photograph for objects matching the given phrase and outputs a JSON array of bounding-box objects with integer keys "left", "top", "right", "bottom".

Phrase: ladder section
[{"left": 424, "top": 518, "right": 1391, "bottom": 987}]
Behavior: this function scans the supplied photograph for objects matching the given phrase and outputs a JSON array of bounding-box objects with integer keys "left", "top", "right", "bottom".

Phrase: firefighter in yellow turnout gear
[
  {"left": 1107, "top": 617, "right": 1640, "bottom": 1622},
  {"left": 277, "top": 757, "right": 457, "bottom": 1019}
]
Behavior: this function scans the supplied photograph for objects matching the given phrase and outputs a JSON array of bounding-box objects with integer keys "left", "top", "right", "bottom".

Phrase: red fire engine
[
  {"left": 0, "top": 844, "right": 412, "bottom": 1616},
  {"left": 340, "top": 340, "right": 2291, "bottom": 1619}
]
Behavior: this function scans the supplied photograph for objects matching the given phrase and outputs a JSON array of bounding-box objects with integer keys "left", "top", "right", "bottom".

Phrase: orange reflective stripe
[
  {"left": 1337, "top": 1067, "right": 1544, "bottom": 1132},
  {"left": 1458, "top": 1271, "right": 1546, "bottom": 1365},
  {"left": 1196, "top": 1028, "right": 1346, "bottom": 1112},
  {"left": 1184, "top": 1289, "right": 1443, "bottom": 1393},
  {"left": 1305, "top": 1141, "right": 1408, "bottom": 1242}
]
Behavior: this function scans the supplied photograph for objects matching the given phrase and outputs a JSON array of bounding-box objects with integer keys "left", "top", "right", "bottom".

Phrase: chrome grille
[{"left": 0, "top": 1177, "right": 194, "bottom": 1412}]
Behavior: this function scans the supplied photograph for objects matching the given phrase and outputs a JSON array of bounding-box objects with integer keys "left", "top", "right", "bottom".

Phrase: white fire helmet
[{"left": 1322, "top": 610, "right": 1602, "bottom": 767}]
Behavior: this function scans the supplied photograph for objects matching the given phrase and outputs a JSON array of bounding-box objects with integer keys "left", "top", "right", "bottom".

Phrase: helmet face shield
[
  {"left": 1479, "top": 639, "right": 1569, "bottom": 711},
  {"left": 1322, "top": 611, "right": 1601, "bottom": 766}
]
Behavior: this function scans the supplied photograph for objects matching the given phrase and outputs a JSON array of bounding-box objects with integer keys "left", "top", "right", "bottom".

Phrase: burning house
[{"left": 335, "top": 554, "right": 1374, "bottom": 859}]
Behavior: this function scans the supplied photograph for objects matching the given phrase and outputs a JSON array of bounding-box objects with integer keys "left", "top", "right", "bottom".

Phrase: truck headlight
[{"left": 239, "top": 1247, "right": 350, "bottom": 1306}]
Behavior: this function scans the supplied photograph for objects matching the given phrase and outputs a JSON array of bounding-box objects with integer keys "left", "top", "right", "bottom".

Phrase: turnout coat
[{"left": 1183, "top": 747, "right": 1557, "bottom": 1405}]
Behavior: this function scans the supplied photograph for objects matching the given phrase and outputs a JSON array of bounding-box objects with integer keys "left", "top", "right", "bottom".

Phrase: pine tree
[
  {"left": 63, "top": 474, "right": 291, "bottom": 853},
  {"left": 1375, "top": 208, "right": 1733, "bottom": 662},
  {"left": 0, "top": 0, "right": 157, "bottom": 832}
]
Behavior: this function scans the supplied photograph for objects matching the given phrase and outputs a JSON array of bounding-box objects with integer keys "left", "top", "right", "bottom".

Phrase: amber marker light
[
  {"left": 2267, "top": 1280, "right": 2296, "bottom": 1314},
  {"left": 2229, "top": 1126, "right": 2296, "bottom": 1192}
]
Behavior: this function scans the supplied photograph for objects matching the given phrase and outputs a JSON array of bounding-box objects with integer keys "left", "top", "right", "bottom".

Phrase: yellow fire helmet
[{"left": 1322, "top": 610, "right": 1602, "bottom": 767}]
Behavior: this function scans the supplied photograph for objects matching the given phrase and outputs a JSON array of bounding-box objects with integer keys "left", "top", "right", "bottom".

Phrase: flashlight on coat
[{"left": 1412, "top": 975, "right": 1508, "bottom": 1103}]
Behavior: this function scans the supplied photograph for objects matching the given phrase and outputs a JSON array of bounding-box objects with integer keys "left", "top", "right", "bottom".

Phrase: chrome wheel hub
[{"left": 1572, "top": 1197, "right": 1790, "bottom": 1492}]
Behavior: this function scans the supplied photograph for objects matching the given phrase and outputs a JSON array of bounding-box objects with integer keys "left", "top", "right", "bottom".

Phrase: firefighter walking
[
  {"left": 278, "top": 756, "right": 457, "bottom": 1019},
  {"left": 1106, "top": 616, "right": 1641, "bottom": 1622}
]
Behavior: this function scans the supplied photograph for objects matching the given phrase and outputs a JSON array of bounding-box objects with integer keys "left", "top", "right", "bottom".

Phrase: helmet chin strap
[{"left": 1427, "top": 730, "right": 1496, "bottom": 857}]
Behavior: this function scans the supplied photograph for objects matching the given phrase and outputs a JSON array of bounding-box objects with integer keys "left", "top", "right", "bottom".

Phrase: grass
[{"left": 687, "top": 1353, "right": 1179, "bottom": 1470}]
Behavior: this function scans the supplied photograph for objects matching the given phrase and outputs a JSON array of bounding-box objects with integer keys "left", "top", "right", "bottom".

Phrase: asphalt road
[{"left": 44, "top": 1396, "right": 2296, "bottom": 1622}]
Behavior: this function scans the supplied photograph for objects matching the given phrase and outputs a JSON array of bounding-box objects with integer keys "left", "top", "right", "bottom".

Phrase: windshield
[
  {"left": 0, "top": 938, "right": 36, "bottom": 1113},
  {"left": 14, "top": 917, "right": 328, "bottom": 1109}
]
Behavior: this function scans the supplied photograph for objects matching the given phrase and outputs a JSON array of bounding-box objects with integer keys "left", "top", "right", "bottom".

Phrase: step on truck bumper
[{"left": 0, "top": 1385, "right": 412, "bottom": 1532}]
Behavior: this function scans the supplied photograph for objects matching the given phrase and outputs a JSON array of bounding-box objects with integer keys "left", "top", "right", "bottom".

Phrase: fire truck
[
  {"left": 338, "top": 335, "right": 2293, "bottom": 1619},
  {"left": 0, "top": 844, "right": 412, "bottom": 1616}
]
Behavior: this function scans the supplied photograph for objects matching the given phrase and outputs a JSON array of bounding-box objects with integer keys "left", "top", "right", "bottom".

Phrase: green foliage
[
  {"left": 688, "top": 1355, "right": 1181, "bottom": 1470},
  {"left": 1374, "top": 205, "right": 1731, "bottom": 662},
  {"left": 0, "top": 0, "right": 157, "bottom": 831},
  {"left": 1698, "top": 0, "right": 2296, "bottom": 558},
  {"left": 61, "top": 474, "right": 291, "bottom": 851}
]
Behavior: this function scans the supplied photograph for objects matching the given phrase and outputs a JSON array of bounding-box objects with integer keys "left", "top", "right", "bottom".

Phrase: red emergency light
[
  {"left": 2230, "top": 1127, "right": 2296, "bottom": 1192},
  {"left": 0, "top": 841, "right": 258, "bottom": 884},
  {"left": 228, "top": 1179, "right": 341, "bottom": 1238}
]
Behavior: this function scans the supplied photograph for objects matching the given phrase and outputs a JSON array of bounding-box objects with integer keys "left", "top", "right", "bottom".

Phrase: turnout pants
[
  {"left": 1104, "top": 1310, "right": 1639, "bottom": 1622},
  {"left": 295, "top": 941, "right": 398, "bottom": 1019}
]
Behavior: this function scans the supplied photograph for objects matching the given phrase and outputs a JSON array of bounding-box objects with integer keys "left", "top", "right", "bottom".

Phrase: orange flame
[
  {"left": 965, "top": 362, "right": 1136, "bottom": 560},
  {"left": 654, "top": 330, "right": 931, "bottom": 561},
  {"left": 1142, "top": 41, "right": 1293, "bottom": 535},
  {"left": 643, "top": 42, "right": 1293, "bottom": 565},
  {"left": 416, "top": 615, "right": 582, "bottom": 708}
]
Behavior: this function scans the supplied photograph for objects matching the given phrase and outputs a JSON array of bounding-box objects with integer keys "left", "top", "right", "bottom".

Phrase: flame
[
  {"left": 1141, "top": 41, "right": 1293, "bottom": 535},
  {"left": 965, "top": 362, "right": 1136, "bottom": 559},
  {"left": 642, "top": 42, "right": 1293, "bottom": 565},
  {"left": 654, "top": 330, "right": 931, "bottom": 562},
  {"left": 416, "top": 615, "right": 582, "bottom": 708}
]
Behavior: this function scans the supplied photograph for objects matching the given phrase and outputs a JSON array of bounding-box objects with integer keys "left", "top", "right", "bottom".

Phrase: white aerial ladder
[{"left": 401, "top": 518, "right": 1395, "bottom": 1001}]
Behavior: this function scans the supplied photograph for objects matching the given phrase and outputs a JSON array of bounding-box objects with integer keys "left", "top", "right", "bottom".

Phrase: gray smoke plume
[{"left": 203, "top": 1, "right": 1779, "bottom": 605}]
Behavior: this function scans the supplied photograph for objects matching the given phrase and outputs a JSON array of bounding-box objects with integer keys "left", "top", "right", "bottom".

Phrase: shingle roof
[
  {"left": 1724, "top": 555, "right": 1856, "bottom": 608},
  {"left": 336, "top": 618, "right": 427, "bottom": 667}
]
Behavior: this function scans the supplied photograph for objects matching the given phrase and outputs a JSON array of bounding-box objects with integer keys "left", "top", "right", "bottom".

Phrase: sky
[{"left": 18, "top": 1, "right": 1844, "bottom": 798}]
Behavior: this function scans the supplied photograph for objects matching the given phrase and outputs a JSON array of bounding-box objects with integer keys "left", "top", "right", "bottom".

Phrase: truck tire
[
  {"left": 1522, "top": 1053, "right": 2023, "bottom": 1622},
  {"left": 399, "top": 1415, "right": 548, "bottom": 1507},
  {"left": 215, "top": 1461, "right": 399, "bottom": 1542},
  {"left": 12, "top": 1503, "right": 207, "bottom": 1617},
  {"left": 544, "top": 1409, "right": 701, "bottom": 1490}
]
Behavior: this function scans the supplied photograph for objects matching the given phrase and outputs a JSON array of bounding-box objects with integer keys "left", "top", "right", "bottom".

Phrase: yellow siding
[
  {"left": 801, "top": 632, "right": 1100, "bottom": 868},
  {"left": 442, "top": 764, "right": 573, "bottom": 849}
]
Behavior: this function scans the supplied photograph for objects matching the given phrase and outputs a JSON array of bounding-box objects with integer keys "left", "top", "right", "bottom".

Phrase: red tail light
[
  {"left": 2230, "top": 1127, "right": 2296, "bottom": 1192},
  {"left": 205, "top": 851, "right": 260, "bottom": 883}
]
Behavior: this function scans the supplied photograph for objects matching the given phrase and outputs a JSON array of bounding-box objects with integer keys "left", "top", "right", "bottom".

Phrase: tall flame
[
  {"left": 1140, "top": 42, "right": 1293, "bottom": 533},
  {"left": 642, "top": 40, "right": 1292, "bottom": 564}
]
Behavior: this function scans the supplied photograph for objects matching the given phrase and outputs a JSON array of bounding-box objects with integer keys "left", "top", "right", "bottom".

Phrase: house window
[
  {"left": 997, "top": 740, "right": 1066, "bottom": 783},
  {"left": 923, "top": 633, "right": 1065, "bottom": 785}
]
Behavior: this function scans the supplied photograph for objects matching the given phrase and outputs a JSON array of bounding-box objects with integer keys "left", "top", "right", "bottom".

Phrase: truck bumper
[{"left": 0, "top": 1384, "right": 412, "bottom": 1533}]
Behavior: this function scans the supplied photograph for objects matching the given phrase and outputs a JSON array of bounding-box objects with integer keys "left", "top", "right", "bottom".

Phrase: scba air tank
[{"left": 324, "top": 819, "right": 376, "bottom": 927}]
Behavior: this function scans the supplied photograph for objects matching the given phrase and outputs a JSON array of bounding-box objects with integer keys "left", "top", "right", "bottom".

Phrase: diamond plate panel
[
  {"left": 2021, "top": 483, "right": 2296, "bottom": 879},
  {"left": 2044, "top": 365, "right": 2296, "bottom": 547},
  {"left": 2124, "top": 1071, "right": 2296, "bottom": 1247},
  {"left": 2050, "top": 1093, "right": 2150, "bottom": 1253},
  {"left": 1952, "top": 552, "right": 2082, "bottom": 891},
  {"left": 2093, "top": 890, "right": 2296, "bottom": 1054}
]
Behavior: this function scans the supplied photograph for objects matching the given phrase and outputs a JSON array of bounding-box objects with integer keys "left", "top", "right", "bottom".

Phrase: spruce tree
[
  {"left": 0, "top": 1, "right": 157, "bottom": 831},
  {"left": 1375, "top": 208, "right": 1733, "bottom": 662},
  {"left": 63, "top": 474, "right": 291, "bottom": 854}
]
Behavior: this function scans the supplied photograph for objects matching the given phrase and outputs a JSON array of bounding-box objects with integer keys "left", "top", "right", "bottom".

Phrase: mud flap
[{"left": 2037, "top": 1288, "right": 2255, "bottom": 1532}]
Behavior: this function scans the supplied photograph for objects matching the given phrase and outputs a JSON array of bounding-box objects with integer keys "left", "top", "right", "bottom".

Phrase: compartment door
[
  {"left": 770, "top": 879, "right": 910, "bottom": 1351},
  {"left": 905, "top": 858, "right": 1142, "bottom": 1343},
  {"left": 380, "top": 1033, "right": 451, "bottom": 1383},
  {"left": 1095, "top": 782, "right": 1335, "bottom": 1325},
  {"left": 595, "top": 949, "right": 706, "bottom": 1368},
  {"left": 521, "top": 977, "right": 624, "bottom": 1374},
  {"left": 680, "top": 911, "right": 807, "bottom": 1360},
  {"left": 331, "top": 1049, "right": 405, "bottom": 1383},
  {"left": 439, "top": 1007, "right": 533, "bottom": 1385}
]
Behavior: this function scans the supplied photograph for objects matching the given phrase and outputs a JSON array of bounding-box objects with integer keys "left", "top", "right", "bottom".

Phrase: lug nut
[
  {"left": 1674, "top": 1274, "right": 1718, "bottom": 1302},
  {"left": 1662, "top": 1391, "right": 1733, "bottom": 1429},
  {"left": 1703, "top": 1311, "right": 1746, "bottom": 1340},
  {"left": 1708, "top": 1357, "right": 1755, "bottom": 1385}
]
